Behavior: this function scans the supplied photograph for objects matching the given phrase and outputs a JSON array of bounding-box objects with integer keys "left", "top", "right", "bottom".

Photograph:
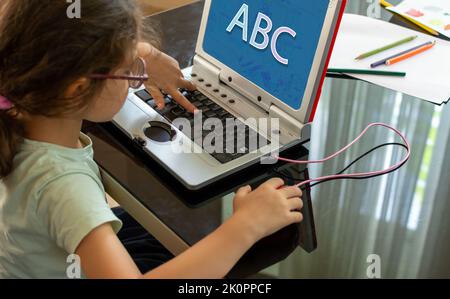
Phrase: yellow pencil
[{"left": 379, "top": 0, "right": 439, "bottom": 37}]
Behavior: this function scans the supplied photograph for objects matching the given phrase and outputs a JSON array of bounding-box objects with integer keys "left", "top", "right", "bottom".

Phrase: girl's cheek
[
  {"left": 115, "top": 79, "right": 129, "bottom": 98},
  {"left": 116, "top": 81, "right": 130, "bottom": 109},
  {"left": 108, "top": 80, "right": 128, "bottom": 102}
]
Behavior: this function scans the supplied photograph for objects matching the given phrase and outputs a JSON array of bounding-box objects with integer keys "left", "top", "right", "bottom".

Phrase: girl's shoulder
[{"left": 6, "top": 134, "right": 103, "bottom": 203}]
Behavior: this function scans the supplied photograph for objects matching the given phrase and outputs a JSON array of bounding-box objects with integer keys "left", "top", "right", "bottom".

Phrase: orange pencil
[{"left": 386, "top": 41, "right": 436, "bottom": 65}]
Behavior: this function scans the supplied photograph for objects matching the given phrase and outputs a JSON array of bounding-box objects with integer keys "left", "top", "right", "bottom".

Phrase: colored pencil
[
  {"left": 355, "top": 35, "right": 418, "bottom": 60},
  {"left": 327, "top": 68, "right": 406, "bottom": 77},
  {"left": 386, "top": 41, "right": 436, "bottom": 65},
  {"left": 379, "top": 0, "right": 439, "bottom": 37},
  {"left": 371, "top": 41, "right": 433, "bottom": 68}
]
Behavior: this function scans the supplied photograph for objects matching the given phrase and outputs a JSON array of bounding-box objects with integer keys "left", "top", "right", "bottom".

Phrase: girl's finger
[
  {"left": 180, "top": 78, "right": 197, "bottom": 91},
  {"left": 263, "top": 178, "right": 285, "bottom": 189},
  {"left": 280, "top": 186, "right": 302, "bottom": 198},
  {"left": 169, "top": 88, "right": 196, "bottom": 113},
  {"left": 288, "top": 197, "right": 303, "bottom": 211},
  {"left": 148, "top": 85, "right": 166, "bottom": 110},
  {"left": 289, "top": 212, "right": 303, "bottom": 223},
  {"left": 236, "top": 185, "right": 252, "bottom": 197}
]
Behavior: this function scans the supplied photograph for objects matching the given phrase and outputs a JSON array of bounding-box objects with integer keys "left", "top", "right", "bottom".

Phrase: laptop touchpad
[{"left": 144, "top": 121, "right": 177, "bottom": 143}]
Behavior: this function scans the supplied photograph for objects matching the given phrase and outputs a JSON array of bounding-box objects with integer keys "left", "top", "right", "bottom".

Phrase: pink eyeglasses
[{"left": 90, "top": 57, "right": 149, "bottom": 89}]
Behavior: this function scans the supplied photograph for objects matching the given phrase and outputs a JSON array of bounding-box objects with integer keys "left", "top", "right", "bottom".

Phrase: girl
[{"left": 0, "top": 0, "right": 303, "bottom": 279}]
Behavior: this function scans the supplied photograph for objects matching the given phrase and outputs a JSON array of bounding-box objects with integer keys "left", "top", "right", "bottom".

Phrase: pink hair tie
[{"left": 0, "top": 95, "right": 13, "bottom": 110}]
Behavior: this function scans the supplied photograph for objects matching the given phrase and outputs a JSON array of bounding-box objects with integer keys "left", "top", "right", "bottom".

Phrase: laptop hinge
[
  {"left": 192, "top": 55, "right": 221, "bottom": 82},
  {"left": 269, "top": 105, "right": 304, "bottom": 142}
]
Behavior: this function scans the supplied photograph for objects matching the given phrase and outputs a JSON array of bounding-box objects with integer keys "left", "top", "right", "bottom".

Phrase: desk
[{"left": 83, "top": 1, "right": 450, "bottom": 278}]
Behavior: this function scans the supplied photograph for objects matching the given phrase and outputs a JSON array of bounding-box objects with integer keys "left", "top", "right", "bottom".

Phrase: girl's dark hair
[{"left": 0, "top": 0, "right": 143, "bottom": 178}]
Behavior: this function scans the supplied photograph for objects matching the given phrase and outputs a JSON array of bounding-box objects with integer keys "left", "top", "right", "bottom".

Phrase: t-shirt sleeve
[{"left": 35, "top": 173, "right": 123, "bottom": 254}]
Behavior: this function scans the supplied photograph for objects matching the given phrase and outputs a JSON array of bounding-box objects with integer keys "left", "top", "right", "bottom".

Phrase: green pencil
[
  {"left": 355, "top": 35, "right": 418, "bottom": 60},
  {"left": 328, "top": 68, "right": 406, "bottom": 77}
]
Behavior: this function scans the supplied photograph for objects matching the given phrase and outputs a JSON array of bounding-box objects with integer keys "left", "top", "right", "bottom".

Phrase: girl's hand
[
  {"left": 232, "top": 178, "right": 303, "bottom": 243},
  {"left": 138, "top": 42, "right": 197, "bottom": 112}
]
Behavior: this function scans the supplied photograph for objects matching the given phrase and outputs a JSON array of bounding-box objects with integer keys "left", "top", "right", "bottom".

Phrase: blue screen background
[{"left": 203, "top": 0, "right": 329, "bottom": 110}]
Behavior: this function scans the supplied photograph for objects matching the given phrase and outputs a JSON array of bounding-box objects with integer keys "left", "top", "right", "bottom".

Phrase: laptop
[{"left": 113, "top": 0, "right": 347, "bottom": 190}]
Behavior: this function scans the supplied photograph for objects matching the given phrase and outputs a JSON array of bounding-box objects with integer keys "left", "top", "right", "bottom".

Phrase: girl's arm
[
  {"left": 106, "top": 192, "right": 120, "bottom": 208},
  {"left": 76, "top": 211, "right": 256, "bottom": 279},
  {"left": 76, "top": 178, "right": 303, "bottom": 279}
]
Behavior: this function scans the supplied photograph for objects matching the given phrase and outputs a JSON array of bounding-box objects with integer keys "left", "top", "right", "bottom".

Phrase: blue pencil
[{"left": 371, "top": 41, "right": 433, "bottom": 68}]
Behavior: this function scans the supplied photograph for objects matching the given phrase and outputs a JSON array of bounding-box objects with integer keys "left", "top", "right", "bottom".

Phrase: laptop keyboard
[{"left": 134, "top": 89, "right": 268, "bottom": 164}]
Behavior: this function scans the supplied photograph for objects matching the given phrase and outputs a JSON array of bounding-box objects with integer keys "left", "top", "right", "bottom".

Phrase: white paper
[
  {"left": 329, "top": 14, "right": 450, "bottom": 104},
  {"left": 387, "top": 0, "right": 450, "bottom": 38}
]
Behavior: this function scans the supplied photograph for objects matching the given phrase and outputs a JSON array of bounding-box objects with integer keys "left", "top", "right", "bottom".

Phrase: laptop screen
[{"left": 203, "top": 0, "right": 330, "bottom": 110}]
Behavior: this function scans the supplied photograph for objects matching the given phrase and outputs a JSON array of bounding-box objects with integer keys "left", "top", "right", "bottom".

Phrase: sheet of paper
[
  {"left": 387, "top": 0, "right": 450, "bottom": 38},
  {"left": 329, "top": 14, "right": 450, "bottom": 105}
]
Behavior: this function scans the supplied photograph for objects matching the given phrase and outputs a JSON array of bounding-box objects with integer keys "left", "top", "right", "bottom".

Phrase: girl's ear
[{"left": 64, "top": 78, "right": 90, "bottom": 99}]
